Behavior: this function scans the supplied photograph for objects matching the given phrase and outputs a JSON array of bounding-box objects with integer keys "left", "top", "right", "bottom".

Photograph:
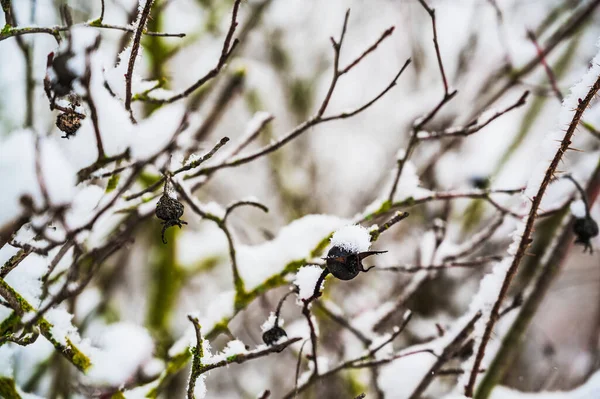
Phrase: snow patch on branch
[
  {"left": 330, "top": 224, "right": 371, "bottom": 253},
  {"left": 237, "top": 214, "right": 347, "bottom": 291}
]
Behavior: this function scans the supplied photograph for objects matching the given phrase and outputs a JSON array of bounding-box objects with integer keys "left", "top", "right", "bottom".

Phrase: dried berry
[
  {"left": 56, "top": 112, "right": 82, "bottom": 138},
  {"left": 262, "top": 326, "right": 287, "bottom": 348},
  {"left": 573, "top": 216, "right": 598, "bottom": 254},
  {"left": 470, "top": 176, "right": 490, "bottom": 190},
  {"left": 155, "top": 191, "right": 187, "bottom": 244},
  {"left": 324, "top": 246, "right": 386, "bottom": 280}
]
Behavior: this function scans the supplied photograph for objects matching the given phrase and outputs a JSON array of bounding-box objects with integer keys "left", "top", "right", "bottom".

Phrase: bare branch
[{"left": 140, "top": 0, "right": 242, "bottom": 104}]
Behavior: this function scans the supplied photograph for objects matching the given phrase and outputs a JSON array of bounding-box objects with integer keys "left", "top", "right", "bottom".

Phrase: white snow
[
  {"left": 85, "top": 322, "right": 154, "bottom": 386},
  {"left": 129, "top": 103, "right": 186, "bottom": 160},
  {"left": 192, "top": 374, "right": 207, "bottom": 398},
  {"left": 261, "top": 312, "right": 278, "bottom": 332},
  {"left": 0, "top": 130, "right": 76, "bottom": 227},
  {"left": 3, "top": 252, "right": 48, "bottom": 308},
  {"left": 44, "top": 307, "right": 81, "bottom": 347},
  {"left": 237, "top": 214, "right": 347, "bottom": 291},
  {"left": 570, "top": 199, "right": 587, "bottom": 218},
  {"left": 294, "top": 265, "right": 326, "bottom": 301},
  {"left": 169, "top": 290, "right": 236, "bottom": 358},
  {"left": 0, "top": 345, "right": 15, "bottom": 377},
  {"left": 205, "top": 339, "right": 247, "bottom": 365},
  {"left": 330, "top": 224, "right": 372, "bottom": 254}
]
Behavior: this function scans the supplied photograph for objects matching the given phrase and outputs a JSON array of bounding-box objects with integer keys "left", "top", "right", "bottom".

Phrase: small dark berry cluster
[
  {"left": 262, "top": 290, "right": 295, "bottom": 350},
  {"left": 155, "top": 182, "right": 187, "bottom": 244}
]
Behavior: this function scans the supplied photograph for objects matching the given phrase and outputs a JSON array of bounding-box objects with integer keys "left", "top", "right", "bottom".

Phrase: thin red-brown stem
[{"left": 526, "top": 30, "right": 563, "bottom": 102}]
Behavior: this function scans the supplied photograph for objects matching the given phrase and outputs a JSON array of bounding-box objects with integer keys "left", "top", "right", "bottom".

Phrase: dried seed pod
[
  {"left": 56, "top": 112, "right": 82, "bottom": 138},
  {"left": 324, "top": 246, "right": 386, "bottom": 280},
  {"left": 262, "top": 326, "right": 287, "bottom": 348},
  {"left": 573, "top": 216, "right": 598, "bottom": 254},
  {"left": 155, "top": 189, "right": 187, "bottom": 244},
  {"left": 262, "top": 326, "right": 287, "bottom": 345}
]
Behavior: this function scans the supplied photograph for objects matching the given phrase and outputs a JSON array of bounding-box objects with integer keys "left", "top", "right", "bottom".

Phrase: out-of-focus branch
[
  {"left": 181, "top": 11, "right": 410, "bottom": 178},
  {"left": 283, "top": 311, "right": 413, "bottom": 399},
  {"left": 376, "top": 255, "right": 502, "bottom": 273},
  {"left": 474, "top": 0, "right": 600, "bottom": 114},
  {"left": 418, "top": 91, "right": 529, "bottom": 141},
  {"left": 408, "top": 312, "right": 481, "bottom": 399}
]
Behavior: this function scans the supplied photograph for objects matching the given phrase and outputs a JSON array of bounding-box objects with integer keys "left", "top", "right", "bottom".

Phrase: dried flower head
[
  {"left": 262, "top": 326, "right": 287, "bottom": 348},
  {"left": 155, "top": 181, "right": 187, "bottom": 244},
  {"left": 56, "top": 112, "right": 82, "bottom": 138}
]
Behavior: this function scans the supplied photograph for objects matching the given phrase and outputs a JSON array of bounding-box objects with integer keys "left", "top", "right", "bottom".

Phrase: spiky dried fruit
[
  {"left": 155, "top": 193, "right": 186, "bottom": 244},
  {"left": 56, "top": 112, "right": 82, "bottom": 138}
]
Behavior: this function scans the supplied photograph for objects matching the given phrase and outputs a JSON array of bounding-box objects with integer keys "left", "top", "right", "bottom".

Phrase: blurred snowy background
[{"left": 1, "top": 0, "right": 600, "bottom": 398}]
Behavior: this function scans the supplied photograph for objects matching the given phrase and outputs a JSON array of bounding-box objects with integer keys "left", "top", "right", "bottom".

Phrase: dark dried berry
[
  {"left": 470, "top": 176, "right": 490, "bottom": 190},
  {"left": 156, "top": 195, "right": 184, "bottom": 221},
  {"left": 155, "top": 194, "right": 187, "bottom": 244},
  {"left": 262, "top": 326, "right": 287, "bottom": 348},
  {"left": 56, "top": 112, "right": 82, "bottom": 138},
  {"left": 324, "top": 246, "right": 386, "bottom": 281},
  {"left": 573, "top": 216, "right": 598, "bottom": 254}
]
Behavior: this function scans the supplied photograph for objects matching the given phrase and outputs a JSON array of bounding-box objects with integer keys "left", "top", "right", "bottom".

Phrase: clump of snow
[
  {"left": 0, "top": 345, "right": 15, "bottom": 377},
  {"left": 203, "top": 201, "right": 227, "bottom": 219},
  {"left": 205, "top": 339, "right": 247, "bottom": 365},
  {"left": 4, "top": 252, "right": 48, "bottom": 307},
  {"left": 44, "top": 307, "right": 82, "bottom": 347},
  {"left": 85, "top": 322, "right": 154, "bottom": 386},
  {"left": 122, "top": 381, "right": 160, "bottom": 399},
  {"left": 294, "top": 265, "right": 325, "bottom": 301},
  {"left": 65, "top": 27, "right": 100, "bottom": 77},
  {"left": 330, "top": 224, "right": 371, "bottom": 253},
  {"left": 391, "top": 161, "right": 432, "bottom": 202},
  {"left": 141, "top": 358, "right": 165, "bottom": 379},
  {"left": 193, "top": 374, "right": 207, "bottom": 398},
  {"left": 261, "top": 312, "right": 279, "bottom": 332},
  {"left": 570, "top": 199, "right": 587, "bottom": 218},
  {"left": 169, "top": 291, "right": 236, "bottom": 358},
  {"left": 237, "top": 214, "right": 347, "bottom": 291},
  {"left": 129, "top": 103, "right": 186, "bottom": 160}
]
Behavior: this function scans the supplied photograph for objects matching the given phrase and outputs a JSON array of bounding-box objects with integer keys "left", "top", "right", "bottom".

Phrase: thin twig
[
  {"left": 377, "top": 255, "right": 502, "bottom": 273},
  {"left": 141, "top": 0, "right": 241, "bottom": 104},
  {"left": 526, "top": 30, "right": 563, "bottom": 102},
  {"left": 124, "top": 0, "right": 155, "bottom": 115}
]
